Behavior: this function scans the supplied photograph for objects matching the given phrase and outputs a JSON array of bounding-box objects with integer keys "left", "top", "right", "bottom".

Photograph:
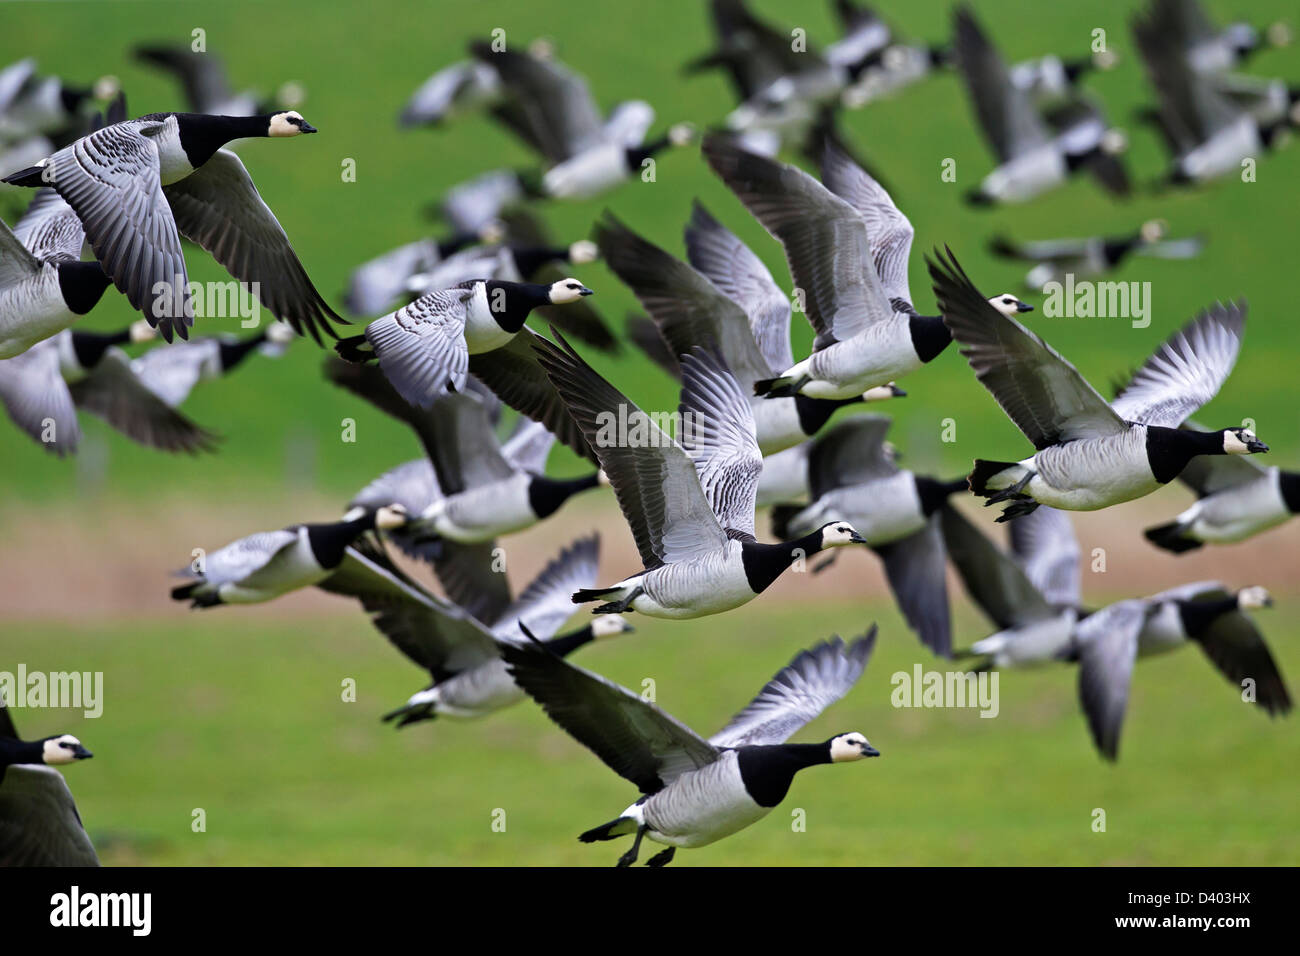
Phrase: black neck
[
  {"left": 914, "top": 474, "right": 968, "bottom": 516},
  {"left": 482, "top": 280, "right": 552, "bottom": 333},
  {"left": 794, "top": 394, "right": 862, "bottom": 436},
  {"left": 1102, "top": 233, "right": 1143, "bottom": 265},
  {"left": 70, "top": 327, "right": 132, "bottom": 368},
  {"left": 508, "top": 246, "right": 570, "bottom": 278},
  {"left": 527, "top": 472, "right": 600, "bottom": 519},
  {"left": 1178, "top": 596, "right": 1238, "bottom": 639},
  {"left": 625, "top": 135, "right": 671, "bottom": 169},
  {"left": 1145, "top": 426, "right": 1226, "bottom": 484},
  {"left": 544, "top": 625, "right": 596, "bottom": 658},
  {"left": 736, "top": 742, "right": 831, "bottom": 807},
  {"left": 908, "top": 313, "right": 953, "bottom": 364},
  {"left": 741, "top": 530, "right": 829, "bottom": 595},
  {"left": 1278, "top": 471, "right": 1300, "bottom": 513},
  {"left": 436, "top": 233, "right": 478, "bottom": 258},
  {"left": 175, "top": 113, "right": 277, "bottom": 168},
  {"left": 218, "top": 333, "right": 268, "bottom": 372},
  {"left": 57, "top": 261, "right": 113, "bottom": 315},
  {"left": 0, "top": 736, "right": 43, "bottom": 768},
  {"left": 304, "top": 513, "right": 376, "bottom": 569}
]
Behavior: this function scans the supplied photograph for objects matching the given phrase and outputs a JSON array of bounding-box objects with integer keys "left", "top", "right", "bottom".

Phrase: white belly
[{"left": 0, "top": 272, "right": 73, "bottom": 358}]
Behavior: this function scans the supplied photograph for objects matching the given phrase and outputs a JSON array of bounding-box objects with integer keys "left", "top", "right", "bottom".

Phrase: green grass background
[{"left": 2, "top": 0, "right": 1298, "bottom": 865}]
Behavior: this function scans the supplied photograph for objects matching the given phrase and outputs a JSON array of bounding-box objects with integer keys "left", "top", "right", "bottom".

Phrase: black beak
[
  {"left": 1016, "top": 301, "right": 1034, "bottom": 313},
  {"left": 849, "top": 532, "right": 868, "bottom": 545},
  {"left": 72, "top": 745, "right": 93, "bottom": 760},
  {"left": 861, "top": 743, "right": 880, "bottom": 757},
  {"left": 1248, "top": 440, "right": 1270, "bottom": 453},
  {"left": 578, "top": 286, "right": 595, "bottom": 296},
  {"left": 890, "top": 385, "right": 907, "bottom": 397},
  {"left": 299, "top": 121, "right": 318, "bottom": 134}
]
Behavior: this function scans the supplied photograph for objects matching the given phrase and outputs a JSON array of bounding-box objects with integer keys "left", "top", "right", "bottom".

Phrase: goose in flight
[
  {"left": 319, "top": 534, "right": 632, "bottom": 724},
  {"left": 702, "top": 134, "right": 1031, "bottom": 402},
  {"left": 534, "top": 333, "right": 867, "bottom": 620},
  {"left": 1138, "top": 0, "right": 1290, "bottom": 76},
  {"left": 989, "top": 219, "right": 1204, "bottom": 289},
  {"left": 596, "top": 209, "right": 900, "bottom": 457},
  {"left": 930, "top": 249, "right": 1266, "bottom": 520},
  {"left": 0, "top": 704, "right": 97, "bottom": 866},
  {"left": 502, "top": 627, "right": 878, "bottom": 866},
  {"left": 126, "top": 322, "right": 295, "bottom": 409},
  {"left": 1145, "top": 424, "right": 1300, "bottom": 553},
  {"left": 2, "top": 104, "right": 341, "bottom": 343},
  {"left": 771, "top": 414, "right": 966, "bottom": 656}
]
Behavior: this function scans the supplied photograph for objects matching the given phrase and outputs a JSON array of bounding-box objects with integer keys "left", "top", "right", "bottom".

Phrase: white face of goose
[
  {"left": 820, "top": 522, "right": 868, "bottom": 548},
  {"left": 267, "top": 110, "right": 316, "bottom": 137},
  {"left": 861, "top": 382, "right": 905, "bottom": 402},
  {"left": 43, "top": 734, "right": 92, "bottom": 765},
  {"left": 129, "top": 319, "right": 158, "bottom": 344},
  {"left": 829, "top": 732, "right": 879, "bottom": 762},
  {"left": 267, "top": 320, "right": 296, "bottom": 345},
  {"left": 374, "top": 504, "right": 410, "bottom": 530},
  {"left": 1140, "top": 219, "right": 1167, "bottom": 243},
  {"left": 1237, "top": 586, "right": 1273, "bottom": 611},
  {"left": 568, "top": 240, "right": 600, "bottom": 265},
  {"left": 592, "top": 614, "right": 634, "bottom": 639},
  {"left": 989, "top": 294, "right": 1034, "bottom": 318},
  {"left": 548, "top": 278, "right": 594, "bottom": 304},
  {"left": 1223, "top": 427, "right": 1268, "bottom": 455}
]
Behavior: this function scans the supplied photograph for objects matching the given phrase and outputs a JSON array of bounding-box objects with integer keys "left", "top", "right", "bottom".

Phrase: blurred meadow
[{"left": 1, "top": 0, "right": 1298, "bottom": 865}]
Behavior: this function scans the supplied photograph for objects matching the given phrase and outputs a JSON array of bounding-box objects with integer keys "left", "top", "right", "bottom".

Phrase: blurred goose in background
[
  {"left": 945, "top": 504, "right": 1082, "bottom": 668},
  {"left": 0, "top": 188, "right": 114, "bottom": 358},
  {"left": 770, "top": 414, "right": 965, "bottom": 656},
  {"left": 1139, "top": 0, "right": 1291, "bottom": 76},
  {"left": 332, "top": 276, "right": 593, "bottom": 413},
  {"left": 597, "top": 209, "right": 900, "bottom": 457},
  {"left": 319, "top": 534, "right": 632, "bottom": 724},
  {"left": 502, "top": 627, "right": 878, "bottom": 866},
  {"left": 1, "top": 102, "right": 341, "bottom": 343},
  {"left": 930, "top": 251, "right": 1266, "bottom": 520},
  {"left": 345, "top": 231, "right": 484, "bottom": 317},
  {"left": 0, "top": 704, "right": 97, "bottom": 866},
  {"left": 127, "top": 321, "right": 295, "bottom": 408},
  {"left": 133, "top": 44, "right": 303, "bottom": 117},
  {"left": 1074, "top": 582, "right": 1289, "bottom": 760},
  {"left": 398, "top": 57, "right": 503, "bottom": 128},
  {"left": 170, "top": 505, "right": 409, "bottom": 607},
  {"left": 1145, "top": 423, "right": 1300, "bottom": 553},
  {"left": 990, "top": 219, "right": 1204, "bottom": 289},
  {"left": 953, "top": 6, "right": 1129, "bottom": 203},
  {"left": 0, "top": 58, "right": 98, "bottom": 146},
  {"left": 702, "top": 135, "right": 1031, "bottom": 402},
  {"left": 535, "top": 336, "right": 867, "bottom": 620}
]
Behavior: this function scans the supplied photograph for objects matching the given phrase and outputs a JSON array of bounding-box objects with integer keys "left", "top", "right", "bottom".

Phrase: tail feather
[
  {"left": 579, "top": 816, "right": 637, "bottom": 843},
  {"left": 1, "top": 164, "right": 47, "bottom": 188},
  {"left": 968, "top": 459, "right": 1017, "bottom": 498},
  {"left": 334, "top": 333, "right": 374, "bottom": 363},
  {"left": 573, "top": 586, "right": 620, "bottom": 604},
  {"left": 1144, "top": 521, "right": 1202, "bottom": 554},
  {"left": 753, "top": 376, "right": 797, "bottom": 398},
  {"left": 170, "top": 583, "right": 198, "bottom": 601}
]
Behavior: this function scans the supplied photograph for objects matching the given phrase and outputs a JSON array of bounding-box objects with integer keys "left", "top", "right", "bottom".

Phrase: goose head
[
  {"left": 374, "top": 503, "right": 410, "bottom": 530},
  {"left": 568, "top": 240, "right": 600, "bottom": 265},
  {"left": 1222, "top": 427, "right": 1269, "bottom": 455},
  {"left": 129, "top": 319, "right": 158, "bottom": 344},
  {"left": 1236, "top": 586, "right": 1273, "bottom": 611},
  {"left": 817, "top": 521, "right": 868, "bottom": 549},
  {"left": 1139, "top": 218, "right": 1168, "bottom": 243},
  {"left": 591, "top": 614, "right": 635, "bottom": 639},
  {"left": 267, "top": 110, "right": 317, "bottom": 137},
  {"left": 547, "top": 278, "right": 594, "bottom": 304},
  {"left": 668, "top": 122, "right": 699, "bottom": 147},
  {"left": 266, "top": 320, "right": 296, "bottom": 345},
  {"left": 828, "top": 731, "right": 879, "bottom": 762},
  {"left": 989, "top": 293, "right": 1033, "bottom": 317},
  {"left": 42, "top": 734, "right": 93, "bottom": 765},
  {"left": 1100, "top": 127, "right": 1128, "bottom": 155},
  {"left": 862, "top": 382, "right": 906, "bottom": 402}
]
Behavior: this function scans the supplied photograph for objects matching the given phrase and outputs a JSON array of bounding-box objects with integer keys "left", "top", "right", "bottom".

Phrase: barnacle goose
[
  {"left": 502, "top": 626, "right": 878, "bottom": 866},
  {"left": 989, "top": 220, "right": 1204, "bottom": 289},
  {"left": 702, "top": 135, "right": 1031, "bottom": 402},
  {"left": 930, "top": 249, "right": 1267, "bottom": 520},
  {"left": 127, "top": 323, "right": 294, "bottom": 408},
  {"left": 0, "top": 703, "right": 97, "bottom": 866},
  {"left": 2, "top": 103, "right": 341, "bottom": 343},
  {"left": 533, "top": 334, "right": 867, "bottom": 620}
]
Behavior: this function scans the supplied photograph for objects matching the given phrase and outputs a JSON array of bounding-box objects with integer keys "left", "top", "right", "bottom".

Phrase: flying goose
[
  {"left": 953, "top": 6, "right": 1129, "bottom": 203},
  {"left": 944, "top": 504, "right": 1082, "bottom": 668},
  {"left": 770, "top": 414, "right": 965, "bottom": 656},
  {"left": 596, "top": 210, "right": 900, "bottom": 457},
  {"left": 399, "top": 58, "right": 503, "bottom": 128},
  {"left": 170, "top": 505, "right": 409, "bottom": 607},
  {"left": 134, "top": 45, "right": 275, "bottom": 117},
  {"left": 534, "top": 334, "right": 867, "bottom": 619},
  {"left": 702, "top": 134, "right": 1031, "bottom": 402},
  {"left": 344, "top": 232, "right": 482, "bottom": 317},
  {"left": 990, "top": 220, "right": 1204, "bottom": 289},
  {"left": 332, "top": 276, "right": 593, "bottom": 412},
  {"left": 127, "top": 323, "right": 294, "bottom": 408},
  {"left": 320, "top": 534, "right": 632, "bottom": 724},
  {"left": 929, "top": 250, "right": 1267, "bottom": 520},
  {"left": 1145, "top": 425, "right": 1300, "bottom": 553},
  {"left": 502, "top": 627, "right": 878, "bottom": 866},
  {"left": 0, "top": 188, "right": 114, "bottom": 358},
  {"left": 0, "top": 58, "right": 96, "bottom": 146},
  {"left": 1074, "top": 583, "right": 1290, "bottom": 760},
  {"left": 1, "top": 105, "right": 341, "bottom": 343},
  {"left": 1139, "top": 0, "right": 1289, "bottom": 75},
  {"left": 0, "top": 703, "right": 97, "bottom": 866},
  {"left": 328, "top": 360, "right": 602, "bottom": 556}
]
